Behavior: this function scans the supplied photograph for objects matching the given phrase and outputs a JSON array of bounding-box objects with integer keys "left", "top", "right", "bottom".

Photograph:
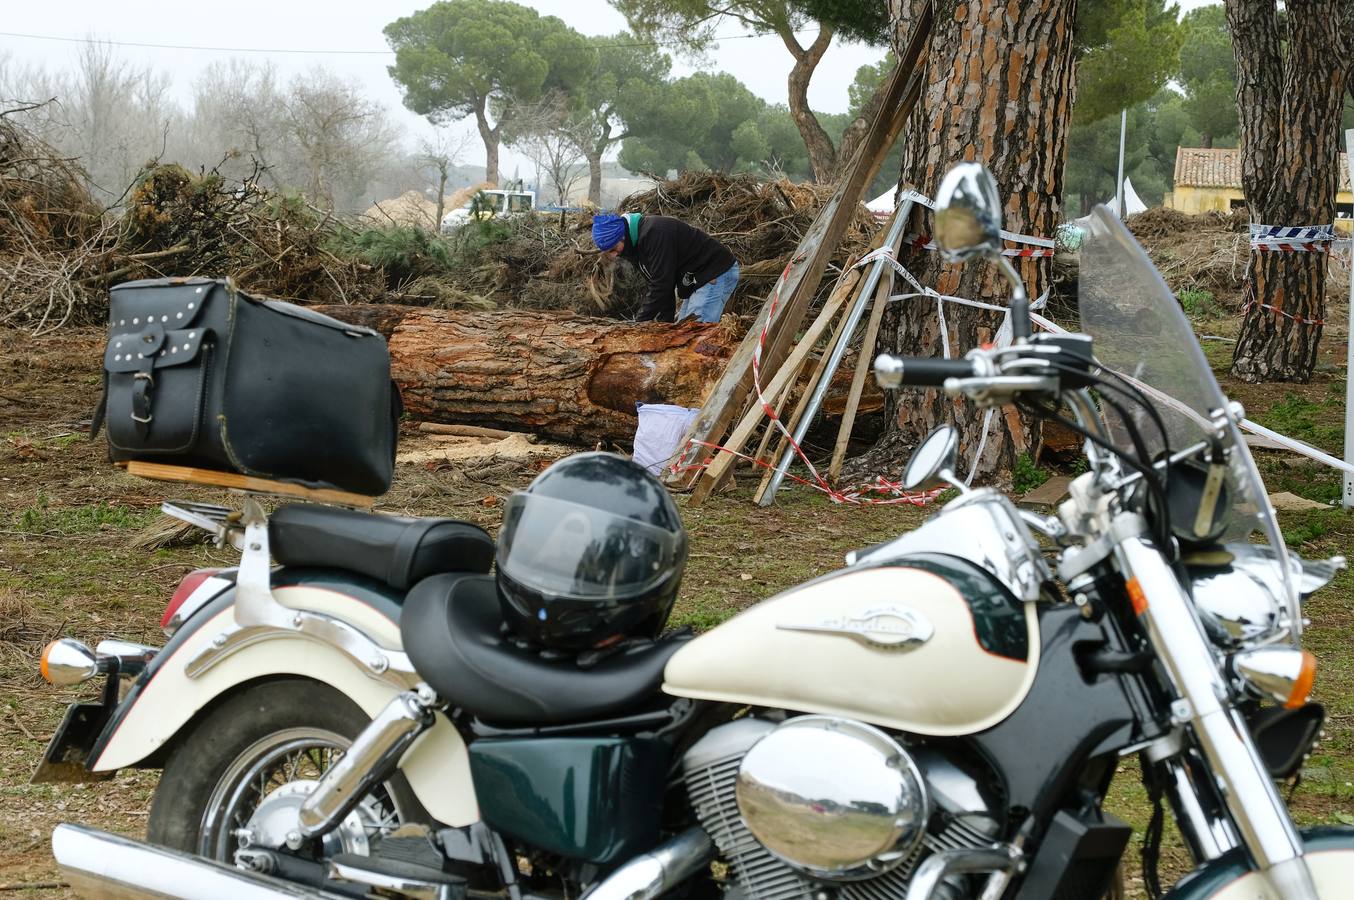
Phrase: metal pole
[
  {"left": 759, "top": 204, "right": 912, "bottom": 506},
  {"left": 1342, "top": 130, "right": 1354, "bottom": 508},
  {"left": 1116, "top": 108, "right": 1127, "bottom": 220}
]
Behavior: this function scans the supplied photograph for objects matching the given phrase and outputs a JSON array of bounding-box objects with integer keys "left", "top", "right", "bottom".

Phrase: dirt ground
[{"left": 1, "top": 308, "right": 1352, "bottom": 899}]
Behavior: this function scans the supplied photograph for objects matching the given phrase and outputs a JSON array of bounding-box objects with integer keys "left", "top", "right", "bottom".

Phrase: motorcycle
[{"left": 36, "top": 162, "right": 1354, "bottom": 899}]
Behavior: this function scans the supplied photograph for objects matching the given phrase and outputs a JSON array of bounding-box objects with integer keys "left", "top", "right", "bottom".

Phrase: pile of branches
[
  {"left": 0, "top": 108, "right": 109, "bottom": 332},
  {"left": 438, "top": 171, "right": 881, "bottom": 318},
  {"left": 2, "top": 108, "right": 880, "bottom": 333},
  {"left": 112, "top": 163, "right": 386, "bottom": 304},
  {"left": 620, "top": 171, "right": 880, "bottom": 315}
]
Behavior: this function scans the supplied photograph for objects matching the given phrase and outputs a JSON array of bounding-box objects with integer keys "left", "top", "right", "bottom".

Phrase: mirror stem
[{"left": 996, "top": 256, "right": 1030, "bottom": 342}]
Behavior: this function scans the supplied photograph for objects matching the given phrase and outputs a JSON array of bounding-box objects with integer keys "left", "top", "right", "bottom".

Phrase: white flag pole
[{"left": 1343, "top": 130, "right": 1354, "bottom": 508}]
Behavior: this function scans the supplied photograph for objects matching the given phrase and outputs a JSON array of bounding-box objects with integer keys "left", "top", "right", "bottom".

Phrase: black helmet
[{"left": 496, "top": 452, "right": 688, "bottom": 650}]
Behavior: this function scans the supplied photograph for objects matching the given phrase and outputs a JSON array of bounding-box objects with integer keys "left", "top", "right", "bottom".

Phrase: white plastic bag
[{"left": 633, "top": 403, "right": 700, "bottom": 475}]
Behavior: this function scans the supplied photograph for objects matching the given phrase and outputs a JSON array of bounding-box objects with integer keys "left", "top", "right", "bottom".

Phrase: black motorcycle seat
[
  {"left": 269, "top": 504, "right": 494, "bottom": 591},
  {"left": 400, "top": 573, "right": 691, "bottom": 724}
]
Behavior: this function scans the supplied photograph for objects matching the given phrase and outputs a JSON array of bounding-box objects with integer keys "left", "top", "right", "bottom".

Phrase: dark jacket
[{"left": 619, "top": 215, "right": 736, "bottom": 322}]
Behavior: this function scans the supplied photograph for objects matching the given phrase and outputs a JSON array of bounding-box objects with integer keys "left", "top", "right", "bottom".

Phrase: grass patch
[
  {"left": 1177, "top": 287, "right": 1215, "bottom": 318},
  {"left": 1012, "top": 453, "right": 1049, "bottom": 493},
  {"left": 1255, "top": 392, "right": 1345, "bottom": 452},
  {"left": 13, "top": 494, "right": 158, "bottom": 535}
]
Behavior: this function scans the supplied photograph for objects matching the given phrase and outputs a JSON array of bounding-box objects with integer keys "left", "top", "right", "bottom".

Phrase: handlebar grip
[{"left": 874, "top": 354, "right": 976, "bottom": 388}]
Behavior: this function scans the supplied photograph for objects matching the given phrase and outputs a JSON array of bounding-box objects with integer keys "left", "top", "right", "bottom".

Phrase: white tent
[
  {"left": 1122, "top": 177, "right": 1148, "bottom": 216},
  {"left": 865, "top": 189, "right": 896, "bottom": 218}
]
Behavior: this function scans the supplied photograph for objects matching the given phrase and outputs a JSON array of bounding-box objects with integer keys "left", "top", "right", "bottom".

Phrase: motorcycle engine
[{"left": 684, "top": 717, "right": 999, "bottom": 900}]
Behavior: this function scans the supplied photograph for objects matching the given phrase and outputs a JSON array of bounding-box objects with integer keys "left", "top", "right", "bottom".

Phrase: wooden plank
[
  {"left": 828, "top": 232, "right": 904, "bottom": 483},
  {"left": 687, "top": 255, "right": 872, "bottom": 503},
  {"left": 663, "top": 4, "right": 933, "bottom": 489},
  {"left": 1018, "top": 475, "right": 1073, "bottom": 511},
  {"left": 123, "top": 460, "right": 376, "bottom": 508},
  {"left": 752, "top": 289, "right": 864, "bottom": 504},
  {"left": 417, "top": 422, "right": 532, "bottom": 441}
]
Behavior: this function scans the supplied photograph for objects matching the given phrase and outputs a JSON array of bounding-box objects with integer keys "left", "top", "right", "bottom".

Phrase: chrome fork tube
[{"left": 1116, "top": 535, "right": 1316, "bottom": 897}]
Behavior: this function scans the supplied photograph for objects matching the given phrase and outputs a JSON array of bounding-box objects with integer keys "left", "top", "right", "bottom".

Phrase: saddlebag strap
[
  {"left": 90, "top": 372, "right": 108, "bottom": 439},
  {"left": 130, "top": 323, "right": 167, "bottom": 438}
]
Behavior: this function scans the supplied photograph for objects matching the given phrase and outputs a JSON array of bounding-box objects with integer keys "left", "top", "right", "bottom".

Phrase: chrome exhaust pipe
[
  {"left": 52, "top": 823, "right": 332, "bottom": 899},
  {"left": 581, "top": 827, "right": 713, "bottom": 900}
]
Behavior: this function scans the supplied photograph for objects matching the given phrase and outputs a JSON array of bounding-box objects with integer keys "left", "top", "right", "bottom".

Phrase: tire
[{"left": 146, "top": 678, "right": 421, "bottom": 862}]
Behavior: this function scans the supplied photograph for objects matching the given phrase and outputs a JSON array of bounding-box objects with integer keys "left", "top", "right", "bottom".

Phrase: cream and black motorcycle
[{"left": 37, "top": 163, "right": 1354, "bottom": 899}]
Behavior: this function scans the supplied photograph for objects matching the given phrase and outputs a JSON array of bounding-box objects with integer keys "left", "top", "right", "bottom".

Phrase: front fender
[
  {"left": 1164, "top": 827, "right": 1354, "bottom": 899},
  {"left": 89, "top": 581, "right": 479, "bottom": 828}
]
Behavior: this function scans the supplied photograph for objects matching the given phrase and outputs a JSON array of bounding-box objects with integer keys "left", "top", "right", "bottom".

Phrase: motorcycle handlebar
[{"left": 873, "top": 354, "right": 976, "bottom": 389}]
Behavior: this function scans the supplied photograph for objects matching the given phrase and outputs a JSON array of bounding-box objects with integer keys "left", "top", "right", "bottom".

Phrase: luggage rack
[{"left": 118, "top": 460, "right": 375, "bottom": 508}]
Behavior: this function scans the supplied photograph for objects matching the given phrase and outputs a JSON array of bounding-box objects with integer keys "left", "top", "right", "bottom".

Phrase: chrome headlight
[
  {"left": 1191, "top": 544, "right": 1298, "bottom": 648},
  {"left": 735, "top": 716, "right": 927, "bottom": 881}
]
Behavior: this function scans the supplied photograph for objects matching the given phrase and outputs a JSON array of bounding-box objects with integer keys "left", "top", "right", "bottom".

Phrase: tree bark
[
  {"left": 473, "top": 95, "right": 501, "bottom": 186},
  {"left": 1226, "top": 0, "right": 1343, "bottom": 382},
  {"left": 586, "top": 144, "right": 604, "bottom": 206},
  {"left": 781, "top": 26, "right": 840, "bottom": 183},
  {"left": 314, "top": 306, "right": 739, "bottom": 445},
  {"left": 864, "top": 0, "right": 1076, "bottom": 484},
  {"left": 839, "top": 62, "right": 899, "bottom": 169}
]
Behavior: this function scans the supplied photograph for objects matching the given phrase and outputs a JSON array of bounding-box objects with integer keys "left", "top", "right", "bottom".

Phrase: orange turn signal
[
  {"left": 1285, "top": 650, "right": 1318, "bottom": 709},
  {"left": 38, "top": 638, "right": 100, "bottom": 686}
]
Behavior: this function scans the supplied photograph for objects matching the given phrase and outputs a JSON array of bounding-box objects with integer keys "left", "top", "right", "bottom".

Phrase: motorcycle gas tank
[{"left": 663, "top": 553, "right": 1039, "bottom": 736}]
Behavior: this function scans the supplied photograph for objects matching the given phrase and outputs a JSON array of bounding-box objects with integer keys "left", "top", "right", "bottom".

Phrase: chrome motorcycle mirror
[
  {"left": 902, "top": 426, "right": 962, "bottom": 491},
  {"left": 933, "top": 162, "right": 1031, "bottom": 342},
  {"left": 934, "top": 163, "right": 1004, "bottom": 264}
]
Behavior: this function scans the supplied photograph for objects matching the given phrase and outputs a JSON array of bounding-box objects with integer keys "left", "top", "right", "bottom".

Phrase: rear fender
[
  {"left": 1163, "top": 827, "right": 1354, "bottom": 898},
  {"left": 89, "top": 580, "right": 479, "bottom": 827}
]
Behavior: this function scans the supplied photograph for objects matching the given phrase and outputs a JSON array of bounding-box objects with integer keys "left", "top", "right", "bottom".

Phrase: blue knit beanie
[{"left": 592, "top": 213, "right": 626, "bottom": 251}]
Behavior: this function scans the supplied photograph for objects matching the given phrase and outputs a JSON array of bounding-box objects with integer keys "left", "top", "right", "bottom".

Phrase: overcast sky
[{"left": 0, "top": 0, "right": 1221, "bottom": 176}]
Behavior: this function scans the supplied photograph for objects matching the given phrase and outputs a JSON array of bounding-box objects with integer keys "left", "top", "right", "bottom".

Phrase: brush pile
[
  {"left": 1126, "top": 207, "right": 1250, "bottom": 310},
  {"left": 618, "top": 171, "right": 880, "bottom": 314},
  {"left": 2, "top": 107, "right": 879, "bottom": 333},
  {"left": 0, "top": 111, "right": 108, "bottom": 332}
]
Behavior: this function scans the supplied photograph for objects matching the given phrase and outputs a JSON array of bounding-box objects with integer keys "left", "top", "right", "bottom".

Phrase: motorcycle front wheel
[{"left": 146, "top": 678, "right": 422, "bottom": 863}]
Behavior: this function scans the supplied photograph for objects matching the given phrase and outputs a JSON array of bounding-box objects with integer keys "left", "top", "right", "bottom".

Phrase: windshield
[{"left": 1076, "top": 206, "right": 1297, "bottom": 622}]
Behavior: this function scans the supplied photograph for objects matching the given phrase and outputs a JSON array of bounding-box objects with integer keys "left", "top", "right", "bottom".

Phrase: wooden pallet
[{"left": 120, "top": 461, "right": 375, "bottom": 508}]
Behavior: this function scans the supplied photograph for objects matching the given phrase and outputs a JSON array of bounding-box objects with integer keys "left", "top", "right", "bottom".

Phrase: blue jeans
[{"left": 677, "top": 263, "right": 739, "bottom": 323}]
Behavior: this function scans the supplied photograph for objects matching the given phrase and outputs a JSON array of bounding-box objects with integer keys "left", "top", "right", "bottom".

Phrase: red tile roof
[{"left": 1174, "top": 146, "right": 1352, "bottom": 191}]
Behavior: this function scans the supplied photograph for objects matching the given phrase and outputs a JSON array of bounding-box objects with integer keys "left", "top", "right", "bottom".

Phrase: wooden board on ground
[
  {"left": 121, "top": 460, "right": 376, "bottom": 507},
  {"left": 1018, "top": 475, "right": 1073, "bottom": 511}
]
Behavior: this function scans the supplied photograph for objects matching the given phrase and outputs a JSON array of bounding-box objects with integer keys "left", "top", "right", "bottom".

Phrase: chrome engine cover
[
  {"left": 684, "top": 718, "right": 998, "bottom": 900},
  {"left": 735, "top": 717, "right": 927, "bottom": 881}
]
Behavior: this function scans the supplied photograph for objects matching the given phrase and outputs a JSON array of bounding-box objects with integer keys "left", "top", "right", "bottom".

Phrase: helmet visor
[{"left": 497, "top": 492, "right": 682, "bottom": 600}]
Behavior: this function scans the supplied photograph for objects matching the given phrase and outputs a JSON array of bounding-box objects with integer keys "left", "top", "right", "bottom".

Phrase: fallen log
[{"left": 314, "top": 305, "right": 739, "bottom": 446}]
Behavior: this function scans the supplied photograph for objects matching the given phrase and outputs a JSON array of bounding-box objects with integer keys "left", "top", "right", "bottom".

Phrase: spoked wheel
[{"left": 147, "top": 679, "right": 421, "bottom": 865}]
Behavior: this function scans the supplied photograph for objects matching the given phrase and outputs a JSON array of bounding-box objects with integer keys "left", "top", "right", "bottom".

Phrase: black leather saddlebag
[{"left": 96, "top": 277, "right": 399, "bottom": 496}]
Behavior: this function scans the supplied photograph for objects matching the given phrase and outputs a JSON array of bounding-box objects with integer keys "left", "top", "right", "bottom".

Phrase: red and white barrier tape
[
  {"left": 901, "top": 232, "right": 1055, "bottom": 258},
  {"left": 672, "top": 252, "right": 943, "bottom": 506},
  {"left": 900, "top": 189, "right": 1056, "bottom": 250},
  {"left": 1242, "top": 300, "right": 1326, "bottom": 327}
]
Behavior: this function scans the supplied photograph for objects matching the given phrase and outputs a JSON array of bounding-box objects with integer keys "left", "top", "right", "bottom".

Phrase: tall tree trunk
[
  {"left": 434, "top": 161, "right": 448, "bottom": 227},
  {"left": 586, "top": 142, "right": 604, "bottom": 207},
  {"left": 473, "top": 97, "right": 501, "bottom": 186},
  {"left": 781, "top": 26, "right": 840, "bottom": 183},
  {"left": 865, "top": 0, "right": 1076, "bottom": 484},
  {"left": 1226, "top": 0, "right": 1343, "bottom": 382},
  {"left": 839, "top": 62, "right": 900, "bottom": 168}
]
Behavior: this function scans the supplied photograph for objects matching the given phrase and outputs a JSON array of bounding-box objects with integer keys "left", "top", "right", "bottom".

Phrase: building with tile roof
[{"left": 1167, "top": 147, "right": 1353, "bottom": 217}]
